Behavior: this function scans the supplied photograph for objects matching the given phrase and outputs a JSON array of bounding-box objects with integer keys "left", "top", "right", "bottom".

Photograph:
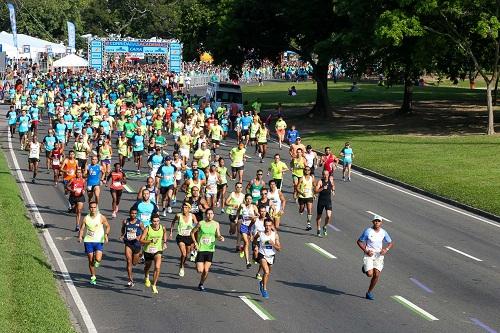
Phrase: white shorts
[
  {"left": 180, "top": 148, "right": 190, "bottom": 158},
  {"left": 363, "top": 254, "right": 384, "bottom": 272}
]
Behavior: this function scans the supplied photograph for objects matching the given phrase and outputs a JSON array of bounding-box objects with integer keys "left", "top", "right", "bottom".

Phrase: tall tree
[{"left": 417, "top": 0, "right": 499, "bottom": 134}]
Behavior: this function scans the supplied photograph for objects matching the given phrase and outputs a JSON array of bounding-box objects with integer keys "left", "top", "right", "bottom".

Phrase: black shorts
[
  {"left": 144, "top": 251, "right": 163, "bottom": 261},
  {"left": 257, "top": 252, "right": 275, "bottom": 265},
  {"left": 212, "top": 139, "right": 220, "bottom": 145},
  {"left": 229, "top": 214, "right": 238, "bottom": 223},
  {"left": 125, "top": 241, "right": 142, "bottom": 254},
  {"left": 77, "top": 158, "right": 87, "bottom": 169},
  {"left": 298, "top": 197, "right": 314, "bottom": 205},
  {"left": 195, "top": 251, "right": 214, "bottom": 263},
  {"left": 241, "top": 129, "right": 250, "bottom": 136},
  {"left": 69, "top": 195, "right": 85, "bottom": 205},
  {"left": 19, "top": 131, "right": 27, "bottom": 138},
  {"left": 176, "top": 235, "right": 193, "bottom": 246},
  {"left": 232, "top": 166, "right": 244, "bottom": 173},
  {"left": 274, "top": 179, "right": 282, "bottom": 190},
  {"left": 133, "top": 150, "right": 143, "bottom": 158},
  {"left": 45, "top": 150, "right": 52, "bottom": 158},
  {"left": 317, "top": 201, "right": 332, "bottom": 215},
  {"left": 217, "top": 183, "right": 227, "bottom": 191},
  {"left": 110, "top": 189, "right": 123, "bottom": 198},
  {"left": 160, "top": 185, "right": 174, "bottom": 195},
  {"left": 28, "top": 157, "right": 39, "bottom": 163}
]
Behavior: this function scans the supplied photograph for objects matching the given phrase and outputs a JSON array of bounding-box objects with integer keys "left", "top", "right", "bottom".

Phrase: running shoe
[
  {"left": 348, "top": 177, "right": 351, "bottom": 182},
  {"left": 259, "top": 281, "right": 264, "bottom": 296},
  {"left": 198, "top": 284, "right": 205, "bottom": 291},
  {"left": 140, "top": 255, "right": 145, "bottom": 264},
  {"left": 90, "top": 276, "right": 97, "bottom": 285},
  {"left": 366, "top": 292, "right": 374, "bottom": 300},
  {"left": 172, "top": 198, "right": 177, "bottom": 205},
  {"left": 31, "top": 178, "right": 35, "bottom": 184},
  {"left": 256, "top": 273, "right": 262, "bottom": 281},
  {"left": 145, "top": 277, "right": 151, "bottom": 288},
  {"left": 262, "top": 290, "right": 269, "bottom": 299},
  {"left": 179, "top": 267, "right": 185, "bottom": 277},
  {"left": 246, "top": 262, "right": 252, "bottom": 269},
  {"left": 323, "top": 226, "right": 328, "bottom": 236},
  {"left": 239, "top": 251, "right": 245, "bottom": 258},
  {"left": 152, "top": 285, "right": 158, "bottom": 294},
  {"left": 162, "top": 209, "right": 167, "bottom": 217},
  {"left": 190, "top": 251, "right": 197, "bottom": 262},
  {"left": 127, "top": 280, "right": 135, "bottom": 287},
  {"left": 306, "top": 223, "right": 312, "bottom": 231},
  {"left": 317, "top": 230, "right": 322, "bottom": 237},
  {"left": 94, "top": 260, "right": 100, "bottom": 268},
  {"left": 74, "top": 225, "right": 79, "bottom": 232},
  {"left": 167, "top": 206, "right": 172, "bottom": 213},
  {"left": 136, "top": 170, "right": 140, "bottom": 175},
  {"left": 362, "top": 265, "right": 367, "bottom": 274}
]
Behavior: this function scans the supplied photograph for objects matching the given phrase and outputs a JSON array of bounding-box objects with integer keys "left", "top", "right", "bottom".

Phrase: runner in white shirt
[
  {"left": 356, "top": 215, "right": 393, "bottom": 300},
  {"left": 28, "top": 136, "right": 41, "bottom": 183},
  {"left": 253, "top": 219, "right": 281, "bottom": 299}
]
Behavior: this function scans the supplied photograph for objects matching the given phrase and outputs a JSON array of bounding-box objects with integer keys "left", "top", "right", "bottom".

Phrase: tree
[{"left": 417, "top": 0, "right": 499, "bottom": 134}]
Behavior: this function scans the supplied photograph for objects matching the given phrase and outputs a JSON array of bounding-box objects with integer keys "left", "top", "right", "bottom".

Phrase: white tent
[
  {"left": 52, "top": 54, "right": 88, "bottom": 68},
  {"left": 0, "top": 31, "right": 66, "bottom": 58}
]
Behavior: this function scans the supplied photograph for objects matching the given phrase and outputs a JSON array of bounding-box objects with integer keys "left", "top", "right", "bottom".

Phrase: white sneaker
[
  {"left": 111, "top": 212, "right": 116, "bottom": 218},
  {"left": 162, "top": 209, "right": 167, "bottom": 217},
  {"left": 167, "top": 206, "right": 172, "bottom": 213},
  {"left": 179, "top": 268, "right": 185, "bottom": 277}
]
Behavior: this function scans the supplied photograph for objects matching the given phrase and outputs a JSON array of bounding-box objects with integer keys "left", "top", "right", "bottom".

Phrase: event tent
[
  {"left": 52, "top": 54, "right": 88, "bottom": 68},
  {"left": 0, "top": 31, "right": 66, "bottom": 58}
]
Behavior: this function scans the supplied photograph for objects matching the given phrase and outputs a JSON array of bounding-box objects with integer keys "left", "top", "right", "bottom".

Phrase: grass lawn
[
  {"left": 303, "top": 132, "right": 500, "bottom": 216},
  {"left": 0, "top": 152, "right": 75, "bottom": 332},
  {"left": 242, "top": 80, "right": 486, "bottom": 110}
]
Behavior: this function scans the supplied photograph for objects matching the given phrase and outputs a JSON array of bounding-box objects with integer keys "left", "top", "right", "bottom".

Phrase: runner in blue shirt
[
  {"left": 155, "top": 156, "right": 176, "bottom": 215},
  {"left": 132, "top": 128, "right": 145, "bottom": 174},
  {"left": 6, "top": 106, "right": 17, "bottom": 136},
  {"left": 86, "top": 155, "right": 105, "bottom": 205},
  {"left": 131, "top": 189, "right": 159, "bottom": 227},
  {"left": 17, "top": 109, "right": 31, "bottom": 148},
  {"left": 239, "top": 111, "right": 253, "bottom": 145}
]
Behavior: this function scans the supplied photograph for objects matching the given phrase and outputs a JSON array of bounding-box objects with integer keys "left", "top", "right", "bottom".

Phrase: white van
[{"left": 205, "top": 82, "right": 243, "bottom": 111}]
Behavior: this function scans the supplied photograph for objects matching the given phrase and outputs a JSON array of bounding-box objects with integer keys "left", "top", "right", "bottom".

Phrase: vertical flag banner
[
  {"left": 7, "top": 3, "right": 17, "bottom": 48},
  {"left": 67, "top": 21, "right": 76, "bottom": 52}
]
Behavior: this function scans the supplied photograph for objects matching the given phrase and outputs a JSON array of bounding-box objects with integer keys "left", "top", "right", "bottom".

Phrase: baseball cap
[
  {"left": 372, "top": 214, "right": 383, "bottom": 222},
  {"left": 165, "top": 155, "right": 172, "bottom": 161}
]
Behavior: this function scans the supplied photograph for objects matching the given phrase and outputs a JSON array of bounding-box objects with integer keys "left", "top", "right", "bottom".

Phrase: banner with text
[{"left": 7, "top": 3, "right": 17, "bottom": 48}]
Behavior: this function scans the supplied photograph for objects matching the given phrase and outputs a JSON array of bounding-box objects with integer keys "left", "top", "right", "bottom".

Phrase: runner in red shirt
[
  {"left": 106, "top": 163, "right": 127, "bottom": 218},
  {"left": 320, "top": 147, "right": 339, "bottom": 174},
  {"left": 67, "top": 168, "right": 86, "bottom": 231}
]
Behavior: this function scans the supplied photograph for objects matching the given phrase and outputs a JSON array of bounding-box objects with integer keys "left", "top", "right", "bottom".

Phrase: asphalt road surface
[{"left": 1, "top": 108, "right": 499, "bottom": 333}]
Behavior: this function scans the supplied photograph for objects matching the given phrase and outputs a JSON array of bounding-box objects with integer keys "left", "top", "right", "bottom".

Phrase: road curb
[{"left": 351, "top": 164, "right": 500, "bottom": 223}]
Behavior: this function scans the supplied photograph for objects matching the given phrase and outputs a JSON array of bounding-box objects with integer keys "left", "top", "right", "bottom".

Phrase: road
[{"left": 1, "top": 109, "right": 499, "bottom": 333}]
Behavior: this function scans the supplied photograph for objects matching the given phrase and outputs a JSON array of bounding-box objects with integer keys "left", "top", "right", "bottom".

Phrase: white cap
[{"left": 372, "top": 214, "right": 383, "bottom": 222}]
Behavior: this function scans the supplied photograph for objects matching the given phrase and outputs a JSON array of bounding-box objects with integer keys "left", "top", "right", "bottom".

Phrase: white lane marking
[
  {"left": 351, "top": 170, "right": 500, "bottom": 229},
  {"left": 445, "top": 246, "right": 483, "bottom": 262},
  {"left": 239, "top": 296, "right": 272, "bottom": 320},
  {"left": 366, "top": 210, "right": 392, "bottom": 222},
  {"left": 327, "top": 224, "right": 341, "bottom": 231},
  {"left": 392, "top": 295, "right": 439, "bottom": 321},
  {"left": 306, "top": 243, "right": 337, "bottom": 259},
  {"left": 8, "top": 134, "right": 98, "bottom": 333}
]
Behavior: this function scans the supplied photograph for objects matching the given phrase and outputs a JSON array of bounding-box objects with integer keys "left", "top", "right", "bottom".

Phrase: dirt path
[{"left": 264, "top": 100, "right": 500, "bottom": 136}]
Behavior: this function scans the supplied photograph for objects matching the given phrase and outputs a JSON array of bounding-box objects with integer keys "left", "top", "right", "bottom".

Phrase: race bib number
[
  {"left": 68, "top": 169, "right": 75, "bottom": 175},
  {"left": 225, "top": 207, "right": 236, "bottom": 215},
  {"left": 233, "top": 161, "right": 243, "bottom": 167},
  {"left": 52, "top": 159, "right": 60, "bottom": 166},
  {"left": 113, "top": 181, "right": 122, "bottom": 188},
  {"left": 126, "top": 231, "right": 137, "bottom": 240},
  {"left": 74, "top": 188, "right": 82, "bottom": 196},
  {"left": 180, "top": 228, "right": 191, "bottom": 236},
  {"left": 147, "top": 246, "right": 158, "bottom": 254},
  {"left": 140, "top": 213, "right": 151, "bottom": 222},
  {"left": 252, "top": 189, "right": 260, "bottom": 198},
  {"left": 201, "top": 236, "right": 212, "bottom": 245},
  {"left": 86, "top": 230, "right": 95, "bottom": 238}
]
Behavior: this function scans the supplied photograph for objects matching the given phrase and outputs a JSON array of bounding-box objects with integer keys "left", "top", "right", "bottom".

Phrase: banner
[
  {"left": 7, "top": 3, "right": 17, "bottom": 48},
  {"left": 67, "top": 21, "right": 76, "bottom": 52},
  {"left": 169, "top": 42, "right": 182, "bottom": 73}
]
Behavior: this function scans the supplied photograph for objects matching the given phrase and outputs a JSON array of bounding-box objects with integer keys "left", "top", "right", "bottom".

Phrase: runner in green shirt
[
  {"left": 140, "top": 214, "right": 166, "bottom": 294},
  {"left": 191, "top": 209, "right": 224, "bottom": 291}
]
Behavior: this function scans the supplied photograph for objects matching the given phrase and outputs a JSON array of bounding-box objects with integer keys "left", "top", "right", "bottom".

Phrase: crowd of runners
[{"left": 6, "top": 66, "right": 392, "bottom": 300}]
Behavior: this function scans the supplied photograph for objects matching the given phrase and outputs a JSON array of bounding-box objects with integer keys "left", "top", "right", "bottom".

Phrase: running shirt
[
  {"left": 298, "top": 176, "right": 314, "bottom": 198},
  {"left": 18, "top": 115, "right": 31, "bottom": 133},
  {"left": 74, "top": 142, "right": 89, "bottom": 160},
  {"left": 206, "top": 172, "right": 218, "bottom": 195},
  {"left": 292, "top": 157, "right": 305, "bottom": 177},
  {"left": 29, "top": 142, "right": 40, "bottom": 159},
  {"left": 217, "top": 166, "right": 228, "bottom": 185},
  {"left": 132, "top": 134, "right": 145, "bottom": 151},
  {"left": 143, "top": 225, "right": 164, "bottom": 253},
  {"left": 304, "top": 151, "right": 316, "bottom": 168},
  {"left": 358, "top": 227, "right": 392, "bottom": 253},
  {"left": 109, "top": 171, "right": 125, "bottom": 191},
  {"left": 240, "top": 204, "right": 255, "bottom": 226},
  {"left": 341, "top": 147, "right": 353, "bottom": 163},
  {"left": 318, "top": 178, "right": 334, "bottom": 202},
  {"left": 132, "top": 200, "right": 158, "bottom": 227},
  {"left": 156, "top": 165, "right": 175, "bottom": 187},
  {"left": 117, "top": 137, "right": 128, "bottom": 156},
  {"left": 197, "top": 220, "right": 217, "bottom": 252},
  {"left": 257, "top": 127, "right": 268, "bottom": 143},
  {"left": 124, "top": 219, "right": 142, "bottom": 243},
  {"left": 63, "top": 159, "right": 78, "bottom": 181},
  {"left": 249, "top": 180, "right": 264, "bottom": 203},
  {"left": 258, "top": 231, "right": 277, "bottom": 264},
  {"left": 230, "top": 147, "right": 245, "bottom": 167},
  {"left": 100, "top": 146, "right": 111, "bottom": 160},
  {"left": 87, "top": 164, "right": 101, "bottom": 187},
  {"left": 225, "top": 192, "right": 244, "bottom": 215},
  {"left": 268, "top": 189, "right": 282, "bottom": 212},
  {"left": 269, "top": 161, "right": 287, "bottom": 180},
  {"left": 83, "top": 213, "right": 105, "bottom": 243},
  {"left": 177, "top": 213, "right": 194, "bottom": 236}
]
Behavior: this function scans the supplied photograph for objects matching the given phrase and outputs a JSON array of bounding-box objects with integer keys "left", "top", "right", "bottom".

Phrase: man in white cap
[{"left": 356, "top": 214, "right": 393, "bottom": 300}]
